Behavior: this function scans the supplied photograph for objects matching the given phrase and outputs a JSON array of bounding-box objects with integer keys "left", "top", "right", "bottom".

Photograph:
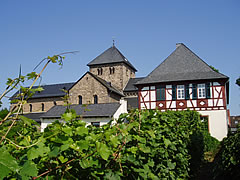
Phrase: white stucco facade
[{"left": 198, "top": 110, "right": 228, "bottom": 140}]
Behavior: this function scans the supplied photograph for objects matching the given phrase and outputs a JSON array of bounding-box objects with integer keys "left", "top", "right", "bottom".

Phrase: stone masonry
[
  {"left": 89, "top": 63, "right": 135, "bottom": 91},
  {"left": 69, "top": 72, "right": 121, "bottom": 105}
]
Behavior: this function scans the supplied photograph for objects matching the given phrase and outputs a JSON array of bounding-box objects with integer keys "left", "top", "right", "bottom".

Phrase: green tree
[
  {"left": 236, "top": 77, "right": 240, "bottom": 86},
  {"left": 0, "top": 108, "right": 9, "bottom": 119},
  {"left": 210, "top": 65, "right": 219, "bottom": 73}
]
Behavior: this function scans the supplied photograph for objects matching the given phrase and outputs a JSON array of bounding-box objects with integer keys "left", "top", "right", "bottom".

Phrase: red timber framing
[{"left": 138, "top": 80, "right": 228, "bottom": 111}]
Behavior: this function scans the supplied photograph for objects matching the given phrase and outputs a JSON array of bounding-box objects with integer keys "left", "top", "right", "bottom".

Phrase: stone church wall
[
  {"left": 69, "top": 73, "right": 120, "bottom": 105},
  {"left": 19, "top": 97, "right": 64, "bottom": 113}
]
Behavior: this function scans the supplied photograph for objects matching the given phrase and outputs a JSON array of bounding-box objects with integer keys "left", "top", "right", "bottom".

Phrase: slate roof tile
[
  {"left": 136, "top": 43, "right": 228, "bottom": 85},
  {"left": 87, "top": 45, "right": 137, "bottom": 72},
  {"left": 124, "top": 77, "right": 144, "bottom": 92},
  {"left": 10, "top": 82, "right": 75, "bottom": 100},
  {"left": 41, "top": 103, "right": 121, "bottom": 118}
]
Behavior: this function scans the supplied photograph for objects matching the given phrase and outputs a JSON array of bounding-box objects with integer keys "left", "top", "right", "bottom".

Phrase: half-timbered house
[{"left": 136, "top": 43, "right": 229, "bottom": 140}]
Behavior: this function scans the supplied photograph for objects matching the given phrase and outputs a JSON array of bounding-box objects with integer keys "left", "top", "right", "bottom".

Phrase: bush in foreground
[{"left": 0, "top": 109, "right": 205, "bottom": 179}]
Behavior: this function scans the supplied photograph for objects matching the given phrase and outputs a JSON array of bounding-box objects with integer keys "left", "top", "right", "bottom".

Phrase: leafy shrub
[
  {"left": 202, "top": 131, "right": 220, "bottom": 153},
  {"left": 0, "top": 109, "right": 204, "bottom": 179},
  {"left": 0, "top": 108, "right": 9, "bottom": 120},
  {"left": 212, "top": 128, "right": 240, "bottom": 180}
]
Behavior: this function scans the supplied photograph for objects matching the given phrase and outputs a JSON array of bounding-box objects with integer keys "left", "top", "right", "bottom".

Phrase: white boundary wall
[{"left": 198, "top": 110, "right": 228, "bottom": 141}]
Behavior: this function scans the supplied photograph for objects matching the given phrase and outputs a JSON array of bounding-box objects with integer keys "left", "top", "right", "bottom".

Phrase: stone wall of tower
[
  {"left": 69, "top": 73, "right": 121, "bottom": 105},
  {"left": 89, "top": 63, "right": 135, "bottom": 91}
]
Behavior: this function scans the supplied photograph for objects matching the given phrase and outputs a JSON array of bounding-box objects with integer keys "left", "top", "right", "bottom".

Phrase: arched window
[
  {"left": 41, "top": 103, "right": 44, "bottom": 111},
  {"left": 94, "top": 95, "right": 98, "bottom": 104},
  {"left": 78, "top": 95, "right": 82, "bottom": 105},
  {"left": 109, "top": 67, "right": 115, "bottom": 74},
  {"left": 97, "top": 68, "right": 103, "bottom": 75},
  {"left": 29, "top": 104, "right": 32, "bottom": 112}
]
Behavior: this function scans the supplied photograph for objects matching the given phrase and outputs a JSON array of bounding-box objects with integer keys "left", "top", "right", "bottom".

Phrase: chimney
[{"left": 176, "top": 43, "right": 183, "bottom": 48}]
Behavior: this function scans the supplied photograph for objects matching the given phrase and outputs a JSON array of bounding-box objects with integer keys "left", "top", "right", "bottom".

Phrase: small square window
[{"left": 91, "top": 122, "right": 100, "bottom": 127}]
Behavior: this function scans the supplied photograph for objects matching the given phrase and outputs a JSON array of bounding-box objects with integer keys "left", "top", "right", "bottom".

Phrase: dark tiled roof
[
  {"left": 136, "top": 43, "right": 229, "bottom": 85},
  {"left": 87, "top": 45, "right": 137, "bottom": 72},
  {"left": 23, "top": 112, "right": 45, "bottom": 123},
  {"left": 11, "top": 82, "right": 75, "bottom": 100},
  {"left": 41, "top": 103, "right": 121, "bottom": 118},
  {"left": 124, "top": 77, "right": 144, "bottom": 92}
]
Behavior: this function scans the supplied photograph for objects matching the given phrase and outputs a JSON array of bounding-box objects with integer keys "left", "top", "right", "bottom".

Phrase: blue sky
[{"left": 0, "top": 0, "right": 239, "bottom": 115}]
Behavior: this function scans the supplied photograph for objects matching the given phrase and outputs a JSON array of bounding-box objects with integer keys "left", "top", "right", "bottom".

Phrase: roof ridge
[
  {"left": 32, "top": 82, "right": 75, "bottom": 88},
  {"left": 88, "top": 72, "right": 124, "bottom": 96},
  {"left": 136, "top": 43, "right": 228, "bottom": 85},
  {"left": 87, "top": 45, "right": 137, "bottom": 72}
]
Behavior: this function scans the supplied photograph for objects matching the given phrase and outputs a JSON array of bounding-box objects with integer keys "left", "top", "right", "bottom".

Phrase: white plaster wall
[
  {"left": 166, "top": 89, "right": 172, "bottom": 100},
  {"left": 41, "top": 117, "right": 112, "bottom": 132},
  {"left": 41, "top": 119, "right": 64, "bottom": 132},
  {"left": 113, "top": 99, "right": 128, "bottom": 119},
  {"left": 150, "top": 91, "right": 156, "bottom": 101},
  {"left": 198, "top": 110, "right": 228, "bottom": 141},
  {"left": 84, "top": 117, "right": 111, "bottom": 126}
]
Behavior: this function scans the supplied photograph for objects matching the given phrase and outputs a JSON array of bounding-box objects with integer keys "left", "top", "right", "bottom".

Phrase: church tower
[{"left": 87, "top": 45, "right": 137, "bottom": 91}]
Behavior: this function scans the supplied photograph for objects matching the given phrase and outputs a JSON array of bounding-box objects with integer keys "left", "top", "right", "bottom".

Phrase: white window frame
[
  {"left": 198, "top": 84, "right": 206, "bottom": 98},
  {"left": 177, "top": 85, "right": 185, "bottom": 99}
]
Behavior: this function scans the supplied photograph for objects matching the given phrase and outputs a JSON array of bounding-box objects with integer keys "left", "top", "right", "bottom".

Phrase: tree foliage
[
  {"left": 236, "top": 77, "right": 240, "bottom": 86},
  {"left": 210, "top": 65, "right": 219, "bottom": 73},
  {"left": 212, "top": 129, "right": 240, "bottom": 180},
  {"left": 0, "top": 108, "right": 9, "bottom": 120}
]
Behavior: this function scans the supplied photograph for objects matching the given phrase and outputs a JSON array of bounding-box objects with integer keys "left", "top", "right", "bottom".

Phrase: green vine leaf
[
  {"left": 19, "top": 161, "right": 38, "bottom": 179},
  {"left": 97, "top": 142, "right": 110, "bottom": 160},
  {"left": 0, "top": 148, "right": 19, "bottom": 177}
]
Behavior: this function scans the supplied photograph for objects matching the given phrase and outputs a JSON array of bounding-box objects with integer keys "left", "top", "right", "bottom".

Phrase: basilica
[{"left": 11, "top": 43, "right": 229, "bottom": 140}]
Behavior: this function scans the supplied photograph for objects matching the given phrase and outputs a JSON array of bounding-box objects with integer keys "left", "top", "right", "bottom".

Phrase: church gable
[{"left": 69, "top": 72, "right": 122, "bottom": 105}]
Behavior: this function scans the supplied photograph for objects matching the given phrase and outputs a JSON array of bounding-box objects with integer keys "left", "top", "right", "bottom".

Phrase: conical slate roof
[
  {"left": 136, "top": 43, "right": 228, "bottom": 85},
  {"left": 87, "top": 45, "right": 137, "bottom": 72}
]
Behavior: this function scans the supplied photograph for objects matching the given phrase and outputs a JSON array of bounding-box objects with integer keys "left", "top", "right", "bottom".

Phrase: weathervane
[{"left": 112, "top": 36, "right": 115, "bottom": 47}]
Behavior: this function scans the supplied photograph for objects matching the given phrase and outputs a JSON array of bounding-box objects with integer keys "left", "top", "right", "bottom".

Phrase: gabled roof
[
  {"left": 23, "top": 112, "right": 45, "bottom": 123},
  {"left": 87, "top": 45, "right": 137, "bottom": 72},
  {"left": 41, "top": 103, "right": 121, "bottom": 118},
  {"left": 136, "top": 43, "right": 229, "bottom": 85},
  {"left": 69, "top": 72, "right": 124, "bottom": 97},
  {"left": 124, "top": 77, "right": 144, "bottom": 92},
  {"left": 10, "top": 82, "right": 75, "bottom": 100}
]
